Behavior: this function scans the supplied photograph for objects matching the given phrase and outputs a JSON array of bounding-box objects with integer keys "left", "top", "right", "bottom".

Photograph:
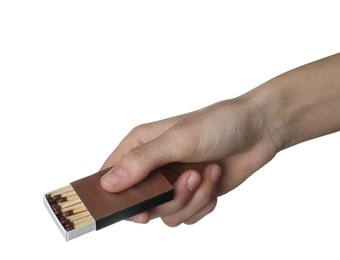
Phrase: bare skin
[{"left": 100, "top": 53, "right": 340, "bottom": 226}]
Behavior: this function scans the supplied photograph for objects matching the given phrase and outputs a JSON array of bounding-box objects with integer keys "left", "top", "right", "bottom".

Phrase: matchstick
[
  {"left": 67, "top": 211, "right": 91, "bottom": 221},
  {"left": 52, "top": 190, "right": 77, "bottom": 200},
  {"left": 48, "top": 185, "right": 73, "bottom": 198},
  {"left": 63, "top": 205, "right": 87, "bottom": 217},
  {"left": 65, "top": 218, "right": 95, "bottom": 231},
  {"left": 56, "top": 194, "right": 78, "bottom": 203}
]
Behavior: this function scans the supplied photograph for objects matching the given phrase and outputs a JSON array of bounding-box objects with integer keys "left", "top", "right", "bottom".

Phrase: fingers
[
  {"left": 125, "top": 169, "right": 202, "bottom": 224},
  {"left": 121, "top": 169, "right": 201, "bottom": 224},
  {"left": 149, "top": 169, "right": 202, "bottom": 220},
  {"left": 160, "top": 163, "right": 221, "bottom": 227},
  {"left": 128, "top": 163, "right": 222, "bottom": 226}
]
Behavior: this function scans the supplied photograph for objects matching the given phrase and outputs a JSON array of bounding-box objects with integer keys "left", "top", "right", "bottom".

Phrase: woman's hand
[{"left": 100, "top": 53, "right": 340, "bottom": 226}]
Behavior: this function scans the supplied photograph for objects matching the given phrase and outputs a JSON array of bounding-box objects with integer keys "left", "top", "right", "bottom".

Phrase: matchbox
[{"left": 44, "top": 167, "right": 174, "bottom": 241}]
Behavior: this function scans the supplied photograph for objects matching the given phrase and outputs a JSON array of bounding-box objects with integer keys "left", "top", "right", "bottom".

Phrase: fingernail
[
  {"left": 210, "top": 165, "right": 222, "bottom": 184},
  {"left": 187, "top": 172, "right": 201, "bottom": 192},
  {"left": 101, "top": 167, "right": 126, "bottom": 187}
]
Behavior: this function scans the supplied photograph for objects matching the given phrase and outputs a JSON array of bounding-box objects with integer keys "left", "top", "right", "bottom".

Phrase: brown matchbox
[{"left": 43, "top": 167, "right": 174, "bottom": 241}]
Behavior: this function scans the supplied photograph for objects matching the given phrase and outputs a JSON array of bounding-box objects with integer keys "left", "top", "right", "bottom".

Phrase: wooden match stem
[
  {"left": 57, "top": 194, "right": 78, "bottom": 203},
  {"left": 65, "top": 218, "right": 95, "bottom": 231},
  {"left": 61, "top": 213, "right": 93, "bottom": 226},
  {"left": 64, "top": 215, "right": 94, "bottom": 228},
  {"left": 63, "top": 205, "right": 87, "bottom": 217},
  {"left": 67, "top": 211, "right": 91, "bottom": 221},
  {"left": 72, "top": 215, "right": 94, "bottom": 225},
  {"left": 49, "top": 185, "right": 73, "bottom": 198},
  {"left": 59, "top": 198, "right": 81, "bottom": 209},
  {"left": 52, "top": 190, "right": 77, "bottom": 200}
]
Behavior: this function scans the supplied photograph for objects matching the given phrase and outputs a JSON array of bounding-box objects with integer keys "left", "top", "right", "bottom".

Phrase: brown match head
[
  {"left": 63, "top": 210, "right": 73, "bottom": 217},
  {"left": 53, "top": 209, "right": 62, "bottom": 215},
  {"left": 51, "top": 203, "right": 60, "bottom": 210},
  {"left": 64, "top": 223, "right": 75, "bottom": 231},
  {"left": 47, "top": 198, "right": 57, "bottom": 204},
  {"left": 57, "top": 197, "right": 67, "bottom": 203},
  {"left": 52, "top": 194, "right": 62, "bottom": 200},
  {"left": 59, "top": 217, "right": 70, "bottom": 225}
]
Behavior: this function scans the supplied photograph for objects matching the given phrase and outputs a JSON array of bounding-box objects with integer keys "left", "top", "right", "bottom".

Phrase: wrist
[{"left": 240, "top": 79, "right": 292, "bottom": 154}]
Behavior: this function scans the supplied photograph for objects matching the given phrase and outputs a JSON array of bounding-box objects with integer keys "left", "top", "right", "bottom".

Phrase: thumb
[{"left": 100, "top": 135, "right": 181, "bottom": 193}]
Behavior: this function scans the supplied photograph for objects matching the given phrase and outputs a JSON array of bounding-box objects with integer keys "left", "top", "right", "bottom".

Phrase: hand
[
  {"left": 100, "top": 53, "right": 340, "bottom": 226},
  {"left": 100, "top": 96, "right": 279, "bottom": 226}
]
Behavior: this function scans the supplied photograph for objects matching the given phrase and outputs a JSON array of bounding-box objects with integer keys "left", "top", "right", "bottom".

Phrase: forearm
[{"left": 249, "top": 53, "right": 340, "bottom": 152}]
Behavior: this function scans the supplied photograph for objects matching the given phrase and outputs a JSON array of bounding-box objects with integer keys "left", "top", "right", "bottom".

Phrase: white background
[{"left": 1, "top": 1, "right": 339, "bottom": 259}]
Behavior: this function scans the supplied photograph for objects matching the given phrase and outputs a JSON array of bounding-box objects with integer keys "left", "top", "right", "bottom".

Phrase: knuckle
[
  {"left": 184, "top": 199, "right": 218, "bottom": 225},
  {"left": 130, "top": 123, "right": 148, "bottom": 134},
  {"left": 124, "top": 126, "right": 140, "bottom": 140},
  {"left": 128, "top": 145, "right": 151, "bottom": 165},
  {"left": 171, "top": 197, "right": 187, "bottom": 211},
  {"left": 196, "top": 191, "right": 212, "bottom": 206},
  {"left": 127, "top": 124, "right": 151, "bottom": 142}
]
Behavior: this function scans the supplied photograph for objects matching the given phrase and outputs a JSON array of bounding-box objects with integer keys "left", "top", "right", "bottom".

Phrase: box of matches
[{"left": 43, "top": 167, "right": 174, "bottom": 241}]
